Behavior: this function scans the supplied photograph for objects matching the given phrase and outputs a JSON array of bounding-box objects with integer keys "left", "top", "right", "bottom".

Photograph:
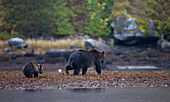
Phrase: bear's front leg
[
  {"left": 95, "top": 64, "right": 101, "bottom": 74},
  {"left": 82, "top": 68, "right": 88, "bottom": 75},
  {"left": 74, "top": 68, "right": 81, "bottom": 75},
  {"left": 34, "top": 72, "right": 38, "bottom": 77}
]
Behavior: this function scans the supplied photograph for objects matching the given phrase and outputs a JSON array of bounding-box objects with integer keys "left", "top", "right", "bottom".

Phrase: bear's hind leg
[
  {"left": 82, "top": 68, "right": 88, "bottom": 75},
  {"left": 65, "top": 65, "right": 73, "bottom": 75}
]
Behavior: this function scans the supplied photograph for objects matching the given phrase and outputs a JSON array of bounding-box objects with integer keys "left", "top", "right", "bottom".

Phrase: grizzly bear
[
  {"left": 22, "top": 62, "right": 43, "bottom": 78},
  {"left": 65, "top": 49, "right": 105, "bottom": 75}
]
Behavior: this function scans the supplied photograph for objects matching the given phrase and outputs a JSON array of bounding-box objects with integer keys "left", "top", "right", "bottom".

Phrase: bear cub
[
  {"left": 22, "top": 62, "right": 43, "bottom": 78},
  {"left": 65, "top": 49, "right": 105, "bottom": 75}
]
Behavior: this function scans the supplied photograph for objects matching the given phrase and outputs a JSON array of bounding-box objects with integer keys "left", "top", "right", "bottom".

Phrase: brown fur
[
  {"left": 22, "top": 62, "right": 43, "bottom": 78},
  {"left": 65, "top": 49, "right": 105, "bottom": 75}
]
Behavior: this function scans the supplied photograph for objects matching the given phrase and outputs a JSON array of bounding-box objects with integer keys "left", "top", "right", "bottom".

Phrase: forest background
[{"left": 0, "top": 0, "right": 169, "bottom": 40}]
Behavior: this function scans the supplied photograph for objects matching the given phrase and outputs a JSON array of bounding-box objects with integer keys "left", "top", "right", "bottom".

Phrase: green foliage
[
  {"left": 0, "top": 0, "right": 114, "bottom": 38},
  {"left": 85, "top": 0, "right": 113, "bottom": 36},
  {"left": 0, "top": 0, "right": 169, "bottom": 38},
  {"left": 147, "top": 0, "right": 170, "bottom": 35},
  {"left": 0, "top": 0, "right": 55, "bottom": 38},
  {"left": 0, "top": 31, "right": 23, "bottom": 40},
  {"left": 54, "top": 1, "right": 75, "bottom": 35}
]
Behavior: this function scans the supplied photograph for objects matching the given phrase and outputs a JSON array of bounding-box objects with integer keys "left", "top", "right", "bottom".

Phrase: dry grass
[
  {"left": 0, "top": 38, "right": 86, "bottom": 54},
  {"left": 0, "top": 40, "right": 8, "bottom": 49},
  {"left": 0, "top": 40, "right": 9, "bottom": 53},
  {"left": 26, "top": 38, "right": 85, "bottom": 50},
  {"left": 0, "top": 38, "right": 110, "bottom": 54}
]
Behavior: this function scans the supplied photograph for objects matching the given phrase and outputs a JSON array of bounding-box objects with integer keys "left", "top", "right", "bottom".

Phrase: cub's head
[
  {"left": 38, "top": 64, "right": 43, "bottom": 74},
  {"left": 88, "top": 49, "right": 105, "bottom": 63}
]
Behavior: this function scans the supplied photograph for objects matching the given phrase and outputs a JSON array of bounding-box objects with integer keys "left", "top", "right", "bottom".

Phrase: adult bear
[
  {"left": 65, "top": 49, "right": 105, "bottom": 75},
  {"left": 22, "top": 62, "right": 43, "bottom": 78}
]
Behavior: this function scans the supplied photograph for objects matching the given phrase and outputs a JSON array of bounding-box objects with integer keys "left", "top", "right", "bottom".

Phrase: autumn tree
[{"left": 0, "top": 0, "right": 56, "bottom": 38}]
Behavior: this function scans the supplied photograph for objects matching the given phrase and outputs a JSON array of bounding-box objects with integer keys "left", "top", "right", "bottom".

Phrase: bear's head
[
  {"left": 89, "top": 49, "right": 105, "bottom": 63},
  {"left": 38, "top": 64, "right": 43, "bottom": 74}
]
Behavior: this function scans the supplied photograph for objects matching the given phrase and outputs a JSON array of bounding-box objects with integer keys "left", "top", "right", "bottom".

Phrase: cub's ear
[{"left": 102, "top": 51, "right": 104, "bottom": 54}]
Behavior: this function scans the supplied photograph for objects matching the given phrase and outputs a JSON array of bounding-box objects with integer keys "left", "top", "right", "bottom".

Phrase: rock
[
  {"left": 24, "top": 53, "right": 36, "bottom": 57},
  {"left": 8, "top": 37, "right": 28, "bottom": 49},
  {"left": 70, "top": 35, "right": 90, "bottom": 39},
  {"left": 116, "top": 14, "right": 141, "bottom": 34},
  {"left": 43, "top": 36, "right": 56, "bottom": 42},
  {"left": 105, "top": 38, "right": 114, "bottom": 47},
  {"left": 6, "top": 37, "right": 34, "bottom": 53},
  {"left": 10, "top": 54, "right": 23, "bottom": 60},
  {"left": 44, "top": 49, "right": 76, "bottom": 63},
  {"left": 114, "top": 33, "right": 159, "bottom": 46},
  {"left": 79, "top": 35, "right": 90, "bottom": 39},
  {"left": 1, "top": 55, "right": 10, "bottom": 61},
  {"left": 105, "top": 61, "right": 112, "bottom": 65},
  {"left": 3, "top": 48, "right": 12, "bottom": 53},
  {"left": 8, "top": 37, "right": 24, "bottom": 47},
  {"left": 147, "top": 19, "right": 155, "bottom": 36},
  {"left": 157, "top": 39, "right": 170, "bottom": 50},
  {"left": 113, "top": 14, "right": 159, "bottom": 46},
  {"left": 69, "top": 45, "right": 80, "bottom": 49},
  {"left": 111, "top": 22, "right": 117, "bottom": 35},
  {"left": 85, "top": 39, "right": 109, "bottom": 52}
]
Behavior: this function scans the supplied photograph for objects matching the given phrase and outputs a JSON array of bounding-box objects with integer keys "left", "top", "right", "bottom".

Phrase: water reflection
[
  {"left": 105, "top": 68, "right": 170, "bottom": 72},
  {"left": 68, "top": 88, "right": 105, "bottom": 93},
  {"left": 23, "top": 88, "right": 105, "bottom": 93},
  {"left": 24, "top": 89, "right": 43, "bottom": 92}
]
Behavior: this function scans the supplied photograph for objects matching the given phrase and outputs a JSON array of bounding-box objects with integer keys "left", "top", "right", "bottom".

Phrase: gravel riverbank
[{"left": 0, "top": 71, "right": 169, "bottom": 90}]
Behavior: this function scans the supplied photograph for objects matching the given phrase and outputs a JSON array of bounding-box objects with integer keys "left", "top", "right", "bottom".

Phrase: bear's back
[
  {"left": 75, "top": 50, "right": 93, "bottom": 58},
  {"left": 22, "top": 63, "right": 38, "bottom": 74},
  {"left": 69, "top": 50, "right": 93, "bottom": 62}
]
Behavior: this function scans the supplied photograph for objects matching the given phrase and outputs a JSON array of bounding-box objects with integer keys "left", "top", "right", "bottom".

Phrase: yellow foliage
[
  {"left": 105, "top": 19, "right": 109, "bottom": 22},
  {"left": 102, "top": 3, "right": 106, "bottom": 6},
  {"left": 97, "top": 3, "right": 101, "bottom": 7},
  {"left": 100, "top": 19, "right": 103, "bottom": 22},
  {"left": 101, "top": 7, "right": 105, "bottom": 10},
  {"left": 104, "top": 22, "right": 108, "bottom": 26}
]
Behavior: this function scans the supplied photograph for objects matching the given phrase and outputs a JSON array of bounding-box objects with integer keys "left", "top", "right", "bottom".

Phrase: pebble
[{"left": 0, "top": 71, "right": 169, "bottom": 90}]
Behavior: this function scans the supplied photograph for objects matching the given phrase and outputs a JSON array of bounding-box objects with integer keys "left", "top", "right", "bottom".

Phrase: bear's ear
[
  {"left": 102, "top": 51, "right": 104, "bottom": 54},
  {"left": 38, "top": 64, "right": 40, "bottom": 67}
]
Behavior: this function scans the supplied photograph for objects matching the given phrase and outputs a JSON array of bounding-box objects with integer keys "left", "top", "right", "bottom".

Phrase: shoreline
[{"left": 0, "top": 71, "right": 169, "bottom": 90}]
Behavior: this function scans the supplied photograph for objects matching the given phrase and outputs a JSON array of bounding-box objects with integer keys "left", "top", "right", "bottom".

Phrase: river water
[{"left": 0, "top": 87, "right": 169, "bottom": 102}]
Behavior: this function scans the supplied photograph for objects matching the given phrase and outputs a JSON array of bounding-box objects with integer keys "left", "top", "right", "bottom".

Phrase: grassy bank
[
  {"left": 0, "top": 40, "right": 8, "bottom": 49},
  {"left": 26, "top": 38, "right": 85, "bottom": 50},
  {"left": 0, "top": 38, "right": 86, "bottom": 54}
]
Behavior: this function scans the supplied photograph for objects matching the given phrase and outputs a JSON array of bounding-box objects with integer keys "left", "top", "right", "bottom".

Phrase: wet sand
[{"left": 0, "top": 88, "right": 169, "bottom": 102}]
